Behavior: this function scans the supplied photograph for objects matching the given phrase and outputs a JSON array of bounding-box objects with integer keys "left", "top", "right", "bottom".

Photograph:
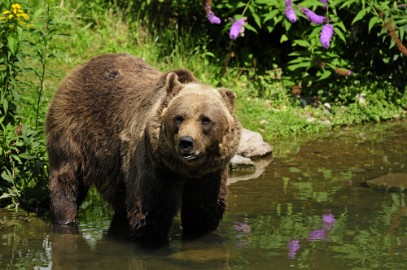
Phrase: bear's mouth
[
  {"left": 181, "top": 153, "right": 198, "bottom": 161},
  {"left": 178, "top": 150, "right": 205, "bottom": 163}
]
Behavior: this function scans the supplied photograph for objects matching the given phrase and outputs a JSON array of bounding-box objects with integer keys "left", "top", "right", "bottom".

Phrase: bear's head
[{"left": 148, "top": 70, "right": 241, "bottom": 177}]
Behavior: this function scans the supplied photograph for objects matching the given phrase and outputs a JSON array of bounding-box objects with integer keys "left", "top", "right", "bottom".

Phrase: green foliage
[
  {"left": 203, "top": 0, "right": 407, "bottom": 98},
  {"left": 120, "top": 0, "right": 406, "bottom": 126},
  {"left": 0, "top": 1, "right": 49, "bottom": 209}
]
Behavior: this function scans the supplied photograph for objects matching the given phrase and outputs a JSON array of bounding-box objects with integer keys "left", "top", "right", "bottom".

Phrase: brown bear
[{"left": 46, "top": 53, "right": 241, "bottom": 244}]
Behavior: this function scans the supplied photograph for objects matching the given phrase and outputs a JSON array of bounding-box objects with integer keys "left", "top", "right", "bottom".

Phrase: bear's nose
[{"left": 179, "top": 136, "right": 194, "bottom": 152}]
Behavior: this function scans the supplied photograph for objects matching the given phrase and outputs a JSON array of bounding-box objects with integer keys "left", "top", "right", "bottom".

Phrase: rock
[
  {"left": 229, "top": 128, "right": 273, "bottom": 177},
  {"left": 237, "top": 128, "right": 273, "bottom": 158},
  {"left": 366, "top": 173, "right": 407, "bottom": 192}
]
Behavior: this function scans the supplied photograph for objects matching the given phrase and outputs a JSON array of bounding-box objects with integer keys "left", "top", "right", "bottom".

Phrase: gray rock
[{"left": 237, "top": 128, "right": 273, "bottom": 158}]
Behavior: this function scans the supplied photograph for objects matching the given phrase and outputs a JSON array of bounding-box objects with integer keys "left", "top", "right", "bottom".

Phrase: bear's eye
[
  {"left": 175, "top": 116, "right": 184, "bottom": 125},
  {"left": 201, "top": 116, "right": 211, "bottom": 125}
]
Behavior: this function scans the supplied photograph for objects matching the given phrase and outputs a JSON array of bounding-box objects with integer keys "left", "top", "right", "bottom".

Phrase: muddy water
[{"left": 1, "top": 120, "right": 406, "bottom": 269}]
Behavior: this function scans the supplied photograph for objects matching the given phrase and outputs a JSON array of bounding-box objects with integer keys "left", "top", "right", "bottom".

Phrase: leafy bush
[
  {"left": 117, "top": 0, "right": 406, "bottom": 104},
  {"left": 0, "top": 1, "right": 49, "bottom": 209},
  {"left": 212, "top": 0, "right": 406, "bottom": 99}
]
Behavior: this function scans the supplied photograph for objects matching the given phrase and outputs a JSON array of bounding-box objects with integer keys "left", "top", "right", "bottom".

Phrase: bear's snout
[
  {"left": 179, "top": 136, "right": 194, "bottom": 153},
  {"left": 178, "top": 135, "right": 202, "bottom": 161}
]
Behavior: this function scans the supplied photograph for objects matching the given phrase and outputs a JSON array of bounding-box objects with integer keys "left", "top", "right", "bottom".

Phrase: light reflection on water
[{"left": 1, "top": 120, "right": 406, "bottom": 269}]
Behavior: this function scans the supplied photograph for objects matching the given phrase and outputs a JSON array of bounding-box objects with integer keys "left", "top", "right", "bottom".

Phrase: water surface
[{"left": 1, "top": 120, "right": 406, "bottom": 269}]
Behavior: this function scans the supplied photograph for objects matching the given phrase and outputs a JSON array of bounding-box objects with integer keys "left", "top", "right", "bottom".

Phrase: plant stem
[{"left": 35, "top": 1, "right": 50, "bottom": 130}]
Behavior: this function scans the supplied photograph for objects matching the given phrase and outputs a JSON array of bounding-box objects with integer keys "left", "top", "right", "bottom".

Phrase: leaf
[
  {"left": 293, "top": 40, "right": 310, "bottom": 47},
  {"left": 389, "top": 39, "right": 395, "bottom": 49},
  {"left": 273, "top": 15, "right": 283, "bottom": 25},
  {"left": 288, "top": 55, "right": 311, "bottom": 63},
  {"left": 244, "top": 23, "right": 258, "bottom": 34},
  {"left": 368, "top": 16, "right": 381, "bottom": 33},
  {"left": 334, "top": 27, "right": 346, "bottom": 43},
  {"left": 287, "top": 62, "right": 311, "bottom": 71},
  {"left": 398, "top": 25, "right": 405, "bottom": 42},
  {"left": 0, "top": 193, "right": 14, "bottom": 200},
  {"left": 2, "top": 98, "right": 8, "bottom": 114},
  {"left": 255, "top": 0, "right": 274, "bottom": 4},
  {"left": 7, "top": 35, "right": 19, "bottom": 56},
  {"left": 80, "top": 23, "right": 94, "bottom": 32},
  {"left": 12, "top": 154, "right": 22, "bottom": 164},
  {"left": 352, "top": 9, "right": 367, "bottom": 25},
  {"left": 301, "top": 0, "right": 323, "bottom": 8},
  {"left": 252, "top": 12, "right": 261, "bottom": 28},
  {"left": 263, "top": 10, "right": 280, "bottom": 24},
  {"left": 18, "top": 152, "right": 35, "bottom": 160},
  {"left": 318, "top": 69, "right": 332, "bottom": 80},
  {"left": 280, "top": 34, "right": 288, "bottom": 43},
  {"left": 284, "top": 19, "right": 292, "bottom": 31},
  {"left": 336, "top": 21, "right": 347, "bottom": 32},
  {"left": 1, "top": 170, "right": 13, "bottom": 183},
  {"left": 340, "top": 0, "right": 358, "bottom": 9},
  {"left": 249, "top": 5, "right": 261, "bottom": 28}
]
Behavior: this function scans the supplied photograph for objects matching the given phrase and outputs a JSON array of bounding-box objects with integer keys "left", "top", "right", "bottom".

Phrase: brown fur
[{"left": 46, "top": 53, "right": 241, "bottom": 244}]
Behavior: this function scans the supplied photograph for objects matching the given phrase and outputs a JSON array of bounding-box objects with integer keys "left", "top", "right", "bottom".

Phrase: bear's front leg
[
  {"left": 181, "top": 169, "right": 227, "bottom": 236},
  {"left": 127, "top": 199, "right": 174, "bottom": 245},
  {"left": 126, "top": 173, "right": 184, "bottom": 245}
]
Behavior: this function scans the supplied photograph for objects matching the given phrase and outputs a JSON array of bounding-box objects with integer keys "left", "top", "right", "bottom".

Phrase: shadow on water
[{"left": 1, "top": 120, "right": 406, "bottom": 269}]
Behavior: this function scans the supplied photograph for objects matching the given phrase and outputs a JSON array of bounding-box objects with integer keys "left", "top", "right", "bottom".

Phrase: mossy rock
[{"left": 366, "top": 173, "right": 407, "bottom": 192}]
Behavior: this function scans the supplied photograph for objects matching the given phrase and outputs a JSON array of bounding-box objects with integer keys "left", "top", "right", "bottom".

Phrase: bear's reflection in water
[{"left": 50, "top": 220, "right": 230, "bottom": 270}]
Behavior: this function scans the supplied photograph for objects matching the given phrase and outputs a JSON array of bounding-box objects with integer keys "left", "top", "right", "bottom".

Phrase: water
[{"left": 1, "top": 120, "right": 406, "bottom": 269}]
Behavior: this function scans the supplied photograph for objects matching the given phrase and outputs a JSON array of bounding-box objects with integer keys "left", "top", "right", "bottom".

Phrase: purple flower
[
  {"left": 308, "top": 229, "right": 327, "bottom": 241},
  {"left": 207, "top": 11, "right": 221, "bottom": 24},
  {"left": 288, "top": 240, "right": 300, "bottom": 259},
  {"left": 300, "top": 7, "right": 325, "bottom": 24},
  {"left": 320, "top": 0, "right": 328, "bottom": 5},
  {"left": 285, "top": 0, "right": 297, "bottom": 23},
  {"left": 320, "top": 24, "right": 334, "bottom": 49},
  {"left": 322, "top": 214, "right": 335, "bottom": 225},
  {"left": 229, "top": 18, "right": 246, "bottom": 40},
  {"left": 323, "top": 213, "right": 336, "bottom": 230}
]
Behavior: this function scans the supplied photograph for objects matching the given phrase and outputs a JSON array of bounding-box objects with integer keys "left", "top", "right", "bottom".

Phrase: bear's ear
[
  {"left": 218, "top": 88, "right": 237, "bottom": 108},
  {"left": 171, "top": 69, "right": 197, "bottom": 84},
  {"left": 163, "top": 69, "right": 196, "bottom": 95},
  {"left": 165, "top": 72, "right": 182, "bottom": 94}
]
